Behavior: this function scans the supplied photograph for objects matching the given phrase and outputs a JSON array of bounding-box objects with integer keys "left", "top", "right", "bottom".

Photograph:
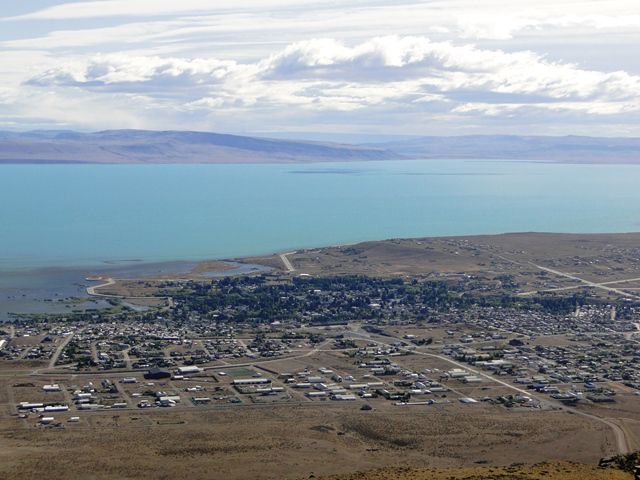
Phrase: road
[
  {"left": 279, "top": 252, "right": 296, "bottom": 272},
  {"left": 14, "top": 322, "right": 636, "bottom": 455},
  {"left": 122, "top": 348, "right": 133, "bottom": 369},
  {"left": 203, "top": 339, "right": 334, "bottom": 372},
  {"left": 28, "top": 338, "right": 336, "bottom": 377},
  {"left": 519, "top": 276, "right": 640, "bottom": 297},
  {"left": 15, "top": 313, "right": 636, "bottom": 455},
  {"left": 416, "top": 349, "right": 633, "bottom": 454},
  {"left": 86, "top": 277, "right": 116, "bottom": 296},
  {"left": 348, "top": 327, "right": 633, "bottom": 455},
  {"left": 86, "top": 276, "right": 174, "bottom": 307},
  {"left": 48, "top": 332, "right": 75, "bottom": 369},
  {"left": 528, "top": 263, "right": 640, "bottom": 300},
  {"left": 491, "top": 252, "right": 640, "bottom": 301}
]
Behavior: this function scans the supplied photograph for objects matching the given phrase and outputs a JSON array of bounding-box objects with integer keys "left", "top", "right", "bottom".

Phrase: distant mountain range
[
  {"left": 0, "top": 130, "right": 639, "bottom": 164},
  {"left": 0, "top": 130, "right": 400, "bottom": 164},
  {"left": 374, "top": 135, "right": 640, "bottom": 164}
]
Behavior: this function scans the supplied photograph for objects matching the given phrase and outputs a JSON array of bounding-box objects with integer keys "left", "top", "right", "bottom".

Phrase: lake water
[
  {"left": 2, "top": 159, "right": 639, "bottom": 319},
  {"left": 1, "top": 159, "right": 640, "bottom": 271}
]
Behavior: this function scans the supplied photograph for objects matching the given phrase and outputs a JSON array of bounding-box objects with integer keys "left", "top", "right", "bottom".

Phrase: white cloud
[
  {"left": 453, "top": 100, "right": 640, "bottom": 116},
  {"left": 6, "top": 1, "right": 640, "bottom": 50},
  {"left": 0, "top": 87, "right": 17, "bottom": 105},
  {"left": 3, "top": 0, "right": 640, "bottom": 136},
  {"left": 21, "top": 36, "right": 640, "bottom": 125},
  {"left": 260, "top": 36, "right": 640, "bottom": 103},
  {"left": 1, "top": 21, "right": 178, "bottom": 50},
  {"left": 4, "top": 0, "right": 326, "bottom": 20},
  {"left": 457, "top": 13, "right": 640, "bottom": 40},
  {"left": 28, "top": 54, "right": 240, "bottom": 88}
]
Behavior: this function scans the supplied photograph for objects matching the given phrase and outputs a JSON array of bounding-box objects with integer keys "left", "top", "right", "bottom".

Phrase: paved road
[{"left": 279, "top": 252, "right": 296, "bottom": 272}]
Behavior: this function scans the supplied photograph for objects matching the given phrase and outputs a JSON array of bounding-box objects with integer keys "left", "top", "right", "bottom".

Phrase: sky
[{"left": 1, "top": 0, "right": 639, "bottom": 138}]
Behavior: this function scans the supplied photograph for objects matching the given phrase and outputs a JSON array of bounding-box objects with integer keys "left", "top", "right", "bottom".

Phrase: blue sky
[{"left": 1, "top": 0, "right": 639, "bottom": 137}]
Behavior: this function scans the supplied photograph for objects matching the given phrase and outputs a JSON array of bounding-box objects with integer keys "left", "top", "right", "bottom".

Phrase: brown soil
[{"left": 317, "top": 462, "right": 632, "bottom": 480}]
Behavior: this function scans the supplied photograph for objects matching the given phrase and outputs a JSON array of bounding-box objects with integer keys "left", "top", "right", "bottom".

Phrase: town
[
  {"left": 2, "top": 233, "right": 640, "bottom": 479},
  {"left": 2, "top": 268, "right": 639, "bottom": 436}
]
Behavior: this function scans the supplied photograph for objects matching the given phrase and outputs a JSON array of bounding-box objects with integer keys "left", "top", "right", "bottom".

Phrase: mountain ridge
[
  {"left": 1, "top": 130, "right": 639, "bottom": 164},
  {"left": 0, "top": 129, "right": 402, "bottom": 164}
]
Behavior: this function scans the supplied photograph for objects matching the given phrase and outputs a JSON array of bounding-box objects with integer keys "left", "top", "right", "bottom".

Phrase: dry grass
[
  {"left": 317, "top": 462, "right": 633, "bottom": 480},
  {"left": 248, "top": 232, "right": 640, "bottom": 281},
  {"left": 0, "top": 400, "right": 615, "bottom": 480}
]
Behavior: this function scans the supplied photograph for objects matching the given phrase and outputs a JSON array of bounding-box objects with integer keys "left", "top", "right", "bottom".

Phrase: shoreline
[
  {"left": 4, "top": 230, "right": 640, "bottom": 279},
  {"left": 5, "top": 230, "right": 640, "bottom": 310},
  {"left": 2, "top": 156, "right": 640, "bottom": 166}
]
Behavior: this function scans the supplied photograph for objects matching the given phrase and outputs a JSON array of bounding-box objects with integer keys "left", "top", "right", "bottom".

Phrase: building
[
  {"left": 331, "top": 394, "right": 357, "bottom": 401},
  {"left": 177, "top": 366, "right": 202, "bottom": 375},
  {"left": 144, "top": 368, "right": 171, "bottom": 380},
  {"left": 232, "top": 378, "right": 271, "bottom": 386},
  {"left": 42, "top": 384, "right": 62, "bottom": 392}
]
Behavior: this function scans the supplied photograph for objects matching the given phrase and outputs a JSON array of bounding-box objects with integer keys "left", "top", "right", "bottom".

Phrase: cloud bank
[
  {"left": 1, "top": 0, "right": 640, "bottom": 135},
  {"left": 25, "top": 37, "right": 640, "bottom": 118}
]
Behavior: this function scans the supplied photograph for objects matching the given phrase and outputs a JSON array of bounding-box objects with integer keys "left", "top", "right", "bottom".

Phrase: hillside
[
  {"left": 1, "top": 131, "right": 640, "bottom": 164},
  {"left": 317, "top": 462, "right": 632, "bottom": 480},
  {"left": 0, "top": 130, "right": 400, "bottom": 164}
]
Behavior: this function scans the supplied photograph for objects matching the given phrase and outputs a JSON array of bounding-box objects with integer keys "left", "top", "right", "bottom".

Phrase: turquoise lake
[{"left": 1, "top": 159, "right": 640, "bottom": 271}]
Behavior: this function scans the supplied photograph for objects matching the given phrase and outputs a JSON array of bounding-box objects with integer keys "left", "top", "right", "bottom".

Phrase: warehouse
[
  {"left": 331, "top": 394, "right": 357, "bottom": 401},
  {"left": 42, "top": 384, "right": 62, "bottom": 392},
  {"left": 44, "top": 405, "right": 69, "bottom": 412},
  {"left": 232, "top": 378, "right": 271, "bottom": 385},
  {"left": 177, "top": 366, "right": 202, "bottom": 375}
]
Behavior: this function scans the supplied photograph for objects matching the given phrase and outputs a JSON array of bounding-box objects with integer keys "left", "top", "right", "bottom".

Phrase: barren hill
[{"left": 0, "top": 130, "right": 400, "bottom": 164}]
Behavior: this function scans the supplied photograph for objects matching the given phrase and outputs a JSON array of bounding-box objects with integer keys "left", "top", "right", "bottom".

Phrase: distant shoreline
[
  {"left": 4, "top": 231, "right": 640, "bottom": 320},
  {"left": 36, "top": 230, "right": 640, "bottom": 304},
  {"left": 1, "top": 129, "right": 639, "bottom": 165},
  {"left": 2, "top": 157, "right": 640, "bottom": 166}
]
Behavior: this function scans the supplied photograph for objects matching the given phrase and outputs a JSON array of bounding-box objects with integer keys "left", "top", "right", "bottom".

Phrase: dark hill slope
[{"left": 0, "top": 130, "right": 401, "bottom": 164}]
